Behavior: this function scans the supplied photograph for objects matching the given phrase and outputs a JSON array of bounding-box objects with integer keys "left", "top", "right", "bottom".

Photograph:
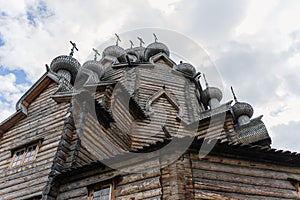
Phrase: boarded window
[{"left": 10, "top": 143, "right": 40, "bottom": 168}]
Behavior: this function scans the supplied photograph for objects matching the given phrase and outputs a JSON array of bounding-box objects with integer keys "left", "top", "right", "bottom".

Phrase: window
[
  {"left": 10, "top": 143, "right": 40, "bottom": 168},
  {"left": 88, "top": 183, "right": 113, "bottom": 200}
]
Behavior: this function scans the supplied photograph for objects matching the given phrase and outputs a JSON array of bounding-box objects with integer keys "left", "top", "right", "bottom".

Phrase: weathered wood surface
[
  {"left": 56, "top": 165, "right": 162, "bottom": 200},
  {"left": 191, "top": 153, "right": 300, "bottom": 199},
  {"left": 0, "top": 82, "right": 69, "bottom": 199},
  {"left": 161, "top": 153, "right": 194, "bottom": 200}
]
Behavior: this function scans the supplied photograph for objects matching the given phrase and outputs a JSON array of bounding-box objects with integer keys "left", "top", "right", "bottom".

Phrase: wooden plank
[
  {"left": 57, "top": 187, "right": 88, "bottom": 200},
  {"left": 116, "top": 177, "right": 161, "bottom": 196},
  {"left": 194, "top": 178, "right": 298, "bottom": 199},
  {"left": 193, "top": 168, "right": 295, "bottom": 190},
  {"left": 191, "top": 154, "right": 300, "bottom": 175}
]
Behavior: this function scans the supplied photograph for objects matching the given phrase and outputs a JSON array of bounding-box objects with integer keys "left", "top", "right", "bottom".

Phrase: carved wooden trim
[{"left": 145, "top": 87, "right": 184, "bottom": 119}]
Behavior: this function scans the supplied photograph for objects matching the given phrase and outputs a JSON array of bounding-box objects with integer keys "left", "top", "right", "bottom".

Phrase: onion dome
[
  {"left": 125, "top": 36, "right": 147, "bottom": 62},
  {"left": 144, "top": 34, "right": 170, "bottom": 61},
  {"left": 126, "top": 53, "right": 138, "bottom": 62},
  {"left": 102, "top": 45, "right": 127, "bottom": 63},
  {"left": 200, "top": 74, "right": 223, "bottom": 109},
  {"left": 144, "top": 42, "right": 170, "bottom": 61},
  {"left": 126, "top": 46, "right": 145, "bottom": 62},
  {"left": 202, "top": 87, "right": 223, "bottom": 106},
  {"left": 100, "top": 66, "right": 115, "bottom": 81},
  {"left": 50, "top": 55, "right": 81, "bottom": 84},
  {"left": 82, "top": 60, "right": 105, "bottom": 80},
  {"left": 230, "top": 86, "right": 254, "bottom": 124},
  {"left": 232, "top": 102, "right": 254, "bottom": 119},
  {"left": 174, "top": 62, "right": 196, "bottom": 77}
]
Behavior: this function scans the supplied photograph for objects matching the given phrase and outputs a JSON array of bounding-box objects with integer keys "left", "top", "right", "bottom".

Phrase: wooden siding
[
  {"left": 197, "top": 113, "right": 234, "bottom": 142},
  {"left": 56, "top": 165, "right": 162, "bottom": 200},
  {"left": 0, "top": 82, "right": 69, "bottom": 199},
  {"left": 191, "top": 153, "right": 300, "bottom": 199},
  {"left": 78, "top": 112, "right": 130, "bottom": 161}
]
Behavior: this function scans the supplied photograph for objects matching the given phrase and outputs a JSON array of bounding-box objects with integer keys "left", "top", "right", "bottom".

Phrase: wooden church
[{"left": 0, "top": 34, "right": 300, "bottom": 200}]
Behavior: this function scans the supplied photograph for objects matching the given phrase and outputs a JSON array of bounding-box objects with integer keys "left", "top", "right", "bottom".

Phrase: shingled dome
[
  {"left": 50, "top": 55, "right": 81, "bottom": 84},
  {"left": 82, "top": 60, "right": 105, "bottom": 80},
  {"left": 174, "top": 62, "right": 196, "bottom": 77},
  {"left": 126, "top": 46, "right": 146, "bottom": 62},
  {"left": 232, "top": 102, "right": 254, "bottom": 119},
  {"left": 144, "top": 42, "right": 170, "bottom": 61},
  {"left": 102, "top": 45, "right": 127, "bottom": 63},
  {"left": 202, "top": 87, "right": 223, "bottom": 106}
]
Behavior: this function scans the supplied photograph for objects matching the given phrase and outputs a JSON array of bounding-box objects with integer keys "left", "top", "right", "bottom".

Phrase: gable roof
[{"left": 0, "top": 72, "right": 59, "bottom": 135}]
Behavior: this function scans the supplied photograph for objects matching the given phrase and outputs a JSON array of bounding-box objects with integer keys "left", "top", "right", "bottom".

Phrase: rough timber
[{"left": 0, "top": 37, "right": 300, "bottom": 200}]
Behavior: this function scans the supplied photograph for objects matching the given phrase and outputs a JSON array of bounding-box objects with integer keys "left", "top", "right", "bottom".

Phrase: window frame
[
  {"left": 88, "top": 181, "right": 114, "bottom": 200},
  {"left": 10, "top": 141, "right": 41, "bottom": 168}
]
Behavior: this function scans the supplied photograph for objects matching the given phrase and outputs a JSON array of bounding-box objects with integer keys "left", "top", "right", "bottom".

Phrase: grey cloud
[
  {"left": 174, "top": 0, "right": 249, "bottom": 41},
  {"left": 270, "top": 121, "right": 300, "bottom": 152},
  {"left": 215, "top": 41, "right": 282, "bottom": 105}
]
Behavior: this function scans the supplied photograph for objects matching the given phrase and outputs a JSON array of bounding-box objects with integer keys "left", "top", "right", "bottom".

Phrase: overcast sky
[{"left": 0, "top": 0, "right": 300, "bottom": 152}]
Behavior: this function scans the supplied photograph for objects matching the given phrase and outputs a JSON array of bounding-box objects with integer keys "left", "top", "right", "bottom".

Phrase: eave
[{"left": 0, "top": 72, "right": 59, "bottom": 135}]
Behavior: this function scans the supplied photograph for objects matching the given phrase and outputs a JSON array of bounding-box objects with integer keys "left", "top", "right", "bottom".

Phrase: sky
[{"left": 0, "top": 0, "right": 300, "bottom": 152}]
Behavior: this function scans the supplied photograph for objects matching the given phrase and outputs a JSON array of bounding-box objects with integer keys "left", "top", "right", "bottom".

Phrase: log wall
[
  {"left": 0, "top": 82, "right": 69, "bottom": 200},
  {"left": 191, "top": 153, "right": 300, "bottom": 199},
  {"left": 56, "top": 165, "right": 162, "bottom": 200}
]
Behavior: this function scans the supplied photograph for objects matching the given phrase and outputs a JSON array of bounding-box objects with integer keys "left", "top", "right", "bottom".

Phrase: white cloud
[
  {"left": 235, "top": 0, "right": 279, "bottom": 36},
  {"left": 147, "top": 0, "right": 181, "bottom": 14},
  {"left": 0, "top": 73, "right": 29, "bottom": 121},
  {"left": 0, "top": 100, "right": 14, "bottom": 122}
]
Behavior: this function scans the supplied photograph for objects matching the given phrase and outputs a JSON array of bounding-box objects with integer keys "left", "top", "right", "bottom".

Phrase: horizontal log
[
  {"left": 194, "top": 178, "right": 298, "bottom": 199},
  {"left": 118, "top": 169, "right": 160, "bottom": 185},
  {"left": 191, "top": 154, "right": 300, "bottom": 175},
  {"left": 116, "top": 177, "right": 161, "bottom": 196},
  {"left": 59, "top": 170, "right": 118, "bottom": 192},
  {"left": 116, "top": 188, "right": 162, "bottom": 200},
  {"left": 2, "top": 183, "right": 45, "bottom": 199},
  {"left": 194, "top": 189, "right": 284, "bottom": 200},
  {"left": 57, "top": 187, "right": 87, "bottom": 200},
  {"left": 193, "top": 168, "right": 295, "bottom": 190}
]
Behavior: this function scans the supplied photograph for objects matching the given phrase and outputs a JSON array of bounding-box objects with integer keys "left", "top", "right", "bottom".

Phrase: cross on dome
[
  {"left": 69, "top": 41, "right": 78, "bottom": 56},
  {"left": 115, "top": 33, "right": 121, "bottom": 46},
  {"left": 153, "top": 33, "right": 158, "bottom": 42},
  {"left": 137, "top": 37, "right": 145, "bottom": 47},
  {"left": 129, "top": 40, "right": 134, "bottom": 48},
  {"left": 92, "top": 48, "right": 100, "bottom": 61}
]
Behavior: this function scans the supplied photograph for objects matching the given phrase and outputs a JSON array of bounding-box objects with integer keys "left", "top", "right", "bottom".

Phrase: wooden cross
[
  {"left": 69, "top": 41, "right": 78, "bottom": 56},
  {"left": 129, "top": 40, "right": 134, "bottom": 48},
  {"left": 115, "top": 33, "right": 121, "bottom": 46},
  {"left": 92, "top": 48, "right": 100, "bottom": 60},
  {"left": 137, "top": 37, "right": 144, "bottom": 47},
  {"left": 153, "top": 33, "right": 158, "bottom": 42}
]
